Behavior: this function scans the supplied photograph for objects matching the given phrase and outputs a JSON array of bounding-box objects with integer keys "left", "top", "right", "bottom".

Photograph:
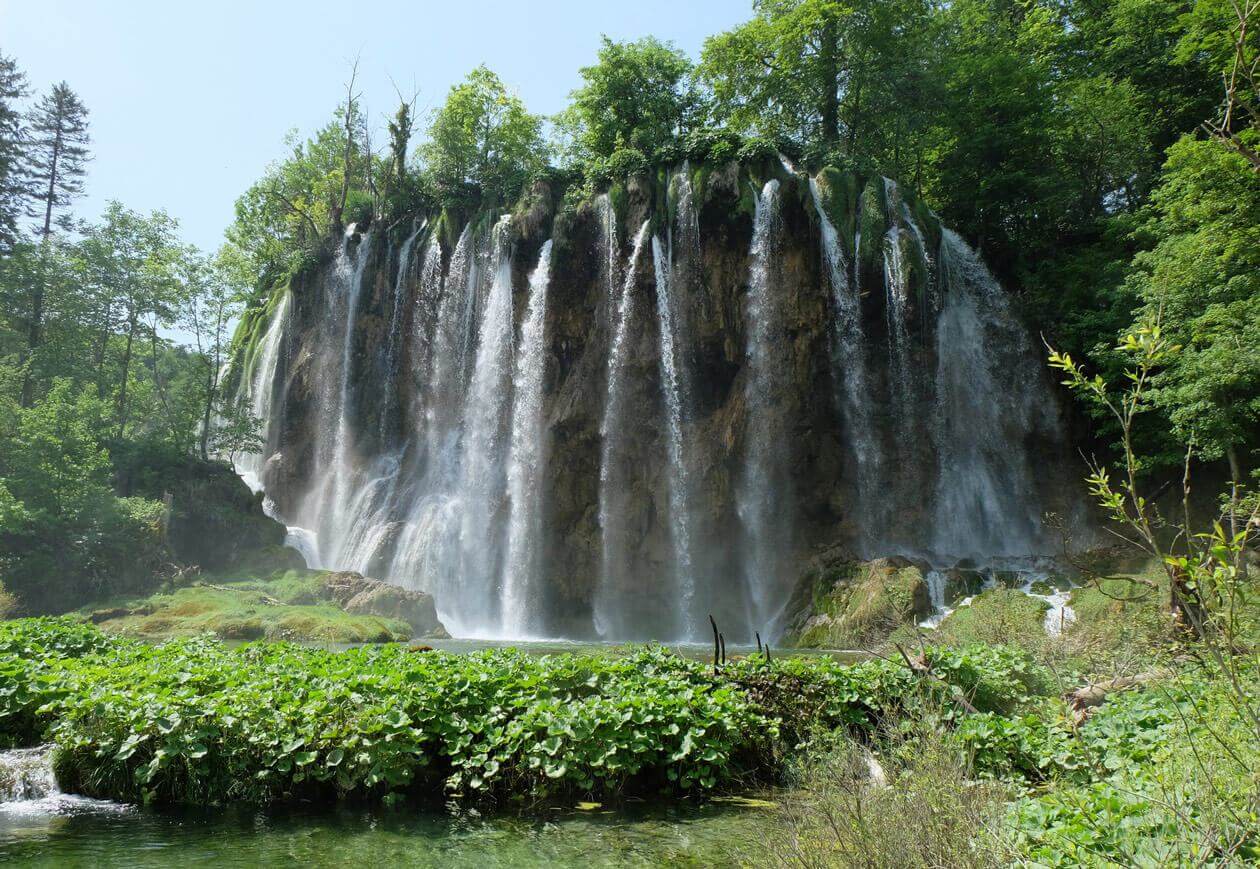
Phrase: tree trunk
[
  {"left": 819, "top": 18, "right": 841, "bottom": 150},
  {"left": 19, "top": 128, "right": 63, "bottom": 408},
  {"left": 116, "top": 310, "right": 137, "bottom": 438},
  {"left": 1169, "top": 563, "right": 1204, "bottom": 638},
  {"left": 199, "top": 359, "right": 215, "bottom": 460}
]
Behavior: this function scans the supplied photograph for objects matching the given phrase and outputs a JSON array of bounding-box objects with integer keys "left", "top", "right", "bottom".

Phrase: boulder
[
  {"left": 784, "top": 556, "right": 930, "bottom": 648},
  {"left": 319, "top": 571, "right": 448, "bottom": 638}
]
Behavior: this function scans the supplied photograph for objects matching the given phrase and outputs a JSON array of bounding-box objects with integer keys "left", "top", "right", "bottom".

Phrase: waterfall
[
  {"left": 502, "top": 239, "right": 553, "bottom": 638},
  {"left": 231, "top": 169, "right": 1075, "bottom": 644},
  {"left": 408, "top": 235, "right": 445, "bottom": 459},
  {"left": 594, "top": 220, "right": 652, "bottom": 639},
  {"left": 295, "top": 229, "right": 385, "bottom": 573},
  {"left": 930, "top": 228, "right": 1048, "bottom": 562},
  {"left": 234, "top": 291, "right": 291, "bottom": 492},
  {"left": 737, "top": 179, "right": 793, "bottom": 639},
  {"left": 652, "top": 233, "right": 695, "bottom": 635},
  {"left": 452, "top": 215, "right": 516, "bottom": 635},
  {"left": 424, "top": 223, "right": 478, "bottom": 485},
  {"left": 597, "top": 194, "right": 620, "bottom": 333},
  {"left": 380, "top": 221, "right": 425, "bottom": 440},
  {"left": 0, "top": 746, "right": 122, "bottom": 814},
  {"left": 919, "top": 569, "right": 950, "bottom": 628},
  {"left": 809, "top": 175, "right": 879, "bottom": 552}
]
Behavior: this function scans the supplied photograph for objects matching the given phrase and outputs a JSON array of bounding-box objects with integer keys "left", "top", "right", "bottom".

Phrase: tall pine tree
[
  {"left": 21, "top": 82, "right": 89, "bottom": 405},
  {"left": 0, "top": 52, "right": 28, "bottom": 254}
]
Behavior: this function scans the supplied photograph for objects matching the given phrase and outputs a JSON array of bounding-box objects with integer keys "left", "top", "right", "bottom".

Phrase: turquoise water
[
  {"left": 0, "top": 794, "right": 777, "bottom": 867},
  {"left": 0, "top": 640, "right": 822, "bottom": 865}
]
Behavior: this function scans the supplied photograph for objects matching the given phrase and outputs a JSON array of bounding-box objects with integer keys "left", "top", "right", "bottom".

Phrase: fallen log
[{"left": 1065, "top": 671, "right": 1167, "bottom": 724}]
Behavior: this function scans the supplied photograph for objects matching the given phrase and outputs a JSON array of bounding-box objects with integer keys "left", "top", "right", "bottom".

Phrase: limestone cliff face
[{"left": 234, "top": 158, "right": 1081, "bottom": 642}]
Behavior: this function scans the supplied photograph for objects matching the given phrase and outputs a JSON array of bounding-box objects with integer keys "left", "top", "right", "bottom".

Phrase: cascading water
[
  {"left": 594, "top": 220, "right": 652, "bottom": 639},
  {"left": 380, "top": 221, "right": 426, "bottom": 440},
  {"left": 808, "top": 175, "right": 879, "bottom": 551},
  {"left": 0, "top": 746, "right": 122, "bottom": 815},
  {"left": 930, "top": 228, "right": 1050, "bottom": 563},
  {"left": 236, "top": 164, "right": 1077, "bottom": 644},
  {"left": 652, "top": 232, "right": 695, "bottom": 635},
  {"left": 736, "top": 179, "right": 795, "bottom": 639},
  {"left": 502, "top": 240, "right": 553, "bottom": 638},
  {"left": 447, "top": 215, "right": 516, "bottom": 635},
  {"left": 235, "top": 291, "right": 292, "bottom": 493}
]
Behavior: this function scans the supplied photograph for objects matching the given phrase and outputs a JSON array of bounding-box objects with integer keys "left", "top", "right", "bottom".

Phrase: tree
[
  {"left": 226, "top": 109, "right": 372, "bottom": 285},
  {"left": 0, "top": 51, "right": 27, "bottom": 254},
  {"left": 180, "top": 247, "right": 247, "bottom": 459},
  {"left": 76, "top": 203, "right": 181, "bottom": 437},
  {"left": 329, "top": 59, "right": 362, "bottom": 234},
  {"left": 1189, "top": 0, "right": 1260, "bottom": 171},
  {"left": 388, "top": 97, "right": 414, "bottom": 186},
  {"left": 421, "top": 66, "right": 545, "bottom": 205},
  {"left": 2, "top": 378, "right": 110, "bottom": 522},
  {"left": 558, "top": 36, "right": 698, "bottom": 166},
  {"left": 699, "top": 0, "right": 936, "bottom": 168},
  {"left": 210, "top": 397, "right": 264, "bottom": 473},
  {"left": 1125, "top": 135, "right": 1260, "bottom": 479},
  {"left": 21, "top": 82, "right": 90, "bottom": 407}
]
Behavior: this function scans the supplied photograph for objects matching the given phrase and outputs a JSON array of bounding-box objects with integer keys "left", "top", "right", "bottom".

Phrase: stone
[{"left": 319, "top": 571, "right": 447, "bottom": 638}]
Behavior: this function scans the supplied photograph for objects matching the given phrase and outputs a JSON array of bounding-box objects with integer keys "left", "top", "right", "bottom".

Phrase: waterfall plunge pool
[{"left": 0, "top": 758, "right": 777, "bottom": 867}]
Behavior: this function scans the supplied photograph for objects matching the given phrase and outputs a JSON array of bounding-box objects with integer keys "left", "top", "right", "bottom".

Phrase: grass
[
  {"left": 80, "top": 573, "right": 411, "bottom": 644},
  {"left": 749, "top": 722, "right": 1010, "bottom": 868}
]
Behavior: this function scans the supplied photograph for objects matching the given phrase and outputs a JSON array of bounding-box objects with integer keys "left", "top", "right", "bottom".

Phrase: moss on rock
[{"left": 786, "top": 558, "right": 931, "bottom": 649}]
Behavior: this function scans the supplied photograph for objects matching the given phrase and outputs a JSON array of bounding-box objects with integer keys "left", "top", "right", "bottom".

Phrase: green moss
[
  {"left": 83, "top": 579, "right": 411, "bottom": 645},
  {"left": 931, "top": 589, "right": 1049, "bottom": 648},
  {"left": 788, "top": 560, "right": 928, "bottom": 649},
  {"left": 857, "top": 178, "right": 888, "bottom": 278},
  {"left": 226, "top": 282, "right": 291, "bottom": 399},
  {"left": 814, "top": 167, "right": 859, "bottom": 261},
  {"left": 606, "top": 181, "right": 628, "bottom": 232}
]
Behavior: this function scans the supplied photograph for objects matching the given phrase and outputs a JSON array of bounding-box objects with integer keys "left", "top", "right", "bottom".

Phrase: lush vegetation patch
[
  {"left": 82, "top": 580, "right": 410, "bottom": 644},
  {"left": 0, "top": 618, "right": 1045, "bottom": 808}
]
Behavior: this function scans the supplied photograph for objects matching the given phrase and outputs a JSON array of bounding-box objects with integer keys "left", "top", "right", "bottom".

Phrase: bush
[
  {"left": 343, "top": 188, "right": 374, "bottom": 230},
  {"left": 0, "top": 619, "right": 1053, "bottom": 809}
]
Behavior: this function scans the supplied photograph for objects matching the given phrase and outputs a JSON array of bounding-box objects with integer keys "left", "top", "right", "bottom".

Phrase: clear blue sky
[{"left": 2, "top": 0, "right": 750, "bottom": 253}]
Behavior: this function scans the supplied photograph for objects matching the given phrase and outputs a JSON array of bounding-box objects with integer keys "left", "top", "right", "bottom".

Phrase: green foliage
[
  {"left": 225, "top": 106, "right": 372, "bottom": 284},
  {"left": 0, "top": 619, "right": 1054, "bottom": 808},
  {"left": 0, "top": 379, "right": 172, "bottom": 612},
  {"left": 1007, "top": 670, "right": 1260, "bottom": 865},
  {"left": 1125, "top": 135, "right": 1260, "bottom": 466},
  {"left": 557, "top": 36, "right": 698, "bottom": 170},
  {"left": 422, "top": 66, "right": 545, "bottom": 207},
  {"left": 751, "top": 721, "right": 1009, "bottom": 868}
]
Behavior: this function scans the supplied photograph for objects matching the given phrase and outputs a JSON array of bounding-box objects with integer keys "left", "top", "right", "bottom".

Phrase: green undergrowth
[
  {"left": 79, "top": 572, "right": 410, "bottom": 644},
  {"left": 1, "top": 618, "right": 1045, "bottom": 808}
]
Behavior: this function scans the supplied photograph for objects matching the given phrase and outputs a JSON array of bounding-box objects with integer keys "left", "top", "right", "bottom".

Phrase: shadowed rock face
[{"left": 234, "top": 159, "right": 1082, "bottom": 643}]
